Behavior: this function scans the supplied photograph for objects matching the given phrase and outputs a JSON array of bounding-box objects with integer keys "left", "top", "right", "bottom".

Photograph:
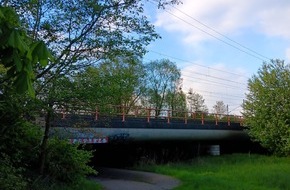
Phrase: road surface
[{"left": 92, "top": 168, "right": 180, "bottom": 190}]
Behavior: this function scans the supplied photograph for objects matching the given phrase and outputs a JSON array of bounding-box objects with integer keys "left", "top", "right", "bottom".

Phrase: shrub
[
  {"left": 0, "top": 121, "right": 42, "bottom": 170},
  {"left": 45, "top": 138, "right": 96, "bottom": 184},
  {"left": 243, "top": 60, "right": 290, "bottom": 156},
  {"left": 0, "top": 154, "right": 27, "bottom": 190}
]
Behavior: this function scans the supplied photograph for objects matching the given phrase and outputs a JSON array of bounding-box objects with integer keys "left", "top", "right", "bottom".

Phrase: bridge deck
[
  {"left": 50, "top": 114, "right": 248, "bottom": 143},
  {"left": 52, "top": 114, "right": 243, "bottom": 129}
]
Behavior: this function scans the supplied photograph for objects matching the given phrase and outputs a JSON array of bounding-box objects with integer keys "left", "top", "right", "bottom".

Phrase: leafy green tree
[
  {"left": 0, "top": 5, "right": 53, "bottom": 180},
  {"left": 73, "top": 56, "right": 146, "bottom": 112},
  {"left": 0, "top": 6, "right": 96, "bottom": 186},
  {"left": 4, "top": 0, "right": 180, "bottom": 81},
  {"left": 143, "top": 59, "right": 181, "bottom": 116},
  {"left": 187, "top": 88, "right": 208, "bottom": 112},
  {"left": 165, "top": 79, "right": 187, "bottom": 117},
  {"left": 0, "top": 6, "right": 51, "bottom": 96},
  {"left": 2, "top": 0, "right": 181, "bottom": 176},
  {"left": 243, "top": 59, "right": 290, "bottom": 156}
]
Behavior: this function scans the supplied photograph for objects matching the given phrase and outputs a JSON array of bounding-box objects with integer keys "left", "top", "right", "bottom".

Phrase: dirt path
[{"left": 92, "top": 168, "right": 180, "bottom": 190}]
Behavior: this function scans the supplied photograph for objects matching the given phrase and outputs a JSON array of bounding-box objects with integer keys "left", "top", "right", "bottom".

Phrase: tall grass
[{"left": 137, "top": 154, "right": 290, "bottom": 190}]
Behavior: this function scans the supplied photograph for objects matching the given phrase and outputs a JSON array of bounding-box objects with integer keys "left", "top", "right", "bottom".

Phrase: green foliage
[
  {"left": 138, "top": 154, "right": 290, "bottom": 190},
  {"left": 143, "top": 59, "right": 181, "bottom": 115},
  {"left": 0, "top": 121, "right": 42, "bottom": 169},
  {"left": 0, "top": 92, "right": 97, "bottom": 189},
  {"left": 187, "top": 88, "right": 208, "bottom": 112},
  {"left": 243, "top": 60, "right": 290, "bottom": 156},
  {"left": 0, "top": 6, "right": 52, "bottom": 96},
  {"left": 166, "top": 90, "right": 187, "bottom": 117},
  {"left": 0, "top": 97, "right": 42, "bottom": 190},
  {"left": 0, "top": 92, "right": 42, "bottom": 167},
  {"left": 5, "top": 0, "right": 178, "bottom": 84},
  {"left": 0, "top": 154, "right": 27, "bottom": 190},
  {"left": 45, "top": 138, "right": 96, "bottom": 184},
  {"left": 0, "top": 2, "right": 181, "bottom": 189},
  {"left": 74, "top": 57, "right": 146, "bottom": 110}
]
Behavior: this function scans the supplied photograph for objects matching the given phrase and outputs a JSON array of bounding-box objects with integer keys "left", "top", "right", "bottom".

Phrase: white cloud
[
  {"left": 155, "top": 0, "right": 290, "bottom": 44},
  {"left": 149, "top": 0, "right": 290, "bottom": 114},
  {"left": 180, "top": 62, "right": 248, "bottom": 114}
]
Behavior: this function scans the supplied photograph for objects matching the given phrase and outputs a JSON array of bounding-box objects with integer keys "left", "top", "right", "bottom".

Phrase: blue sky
[{"left": 143, "top": 0, "right": 290, "bottom": 114}]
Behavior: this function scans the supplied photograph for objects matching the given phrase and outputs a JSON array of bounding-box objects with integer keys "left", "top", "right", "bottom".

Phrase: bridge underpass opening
[{"left": 88, "top": 139, "right": 262, "bottom": 167}]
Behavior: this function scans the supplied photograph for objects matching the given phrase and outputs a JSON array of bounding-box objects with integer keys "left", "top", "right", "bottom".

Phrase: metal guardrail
[{"left": 51, "top": 105, "right": 244, "bottom": 128}]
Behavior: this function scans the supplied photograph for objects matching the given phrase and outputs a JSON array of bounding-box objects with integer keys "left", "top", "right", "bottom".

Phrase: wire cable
[
  {"left": 148, "top": 50, "right": 250, "bottom": 79},
  {"left": 167, "top": 4, "right": 271, "bottom": 61},
  {"left": 149, "top": 0, "right": 270, "bottom": 62}
]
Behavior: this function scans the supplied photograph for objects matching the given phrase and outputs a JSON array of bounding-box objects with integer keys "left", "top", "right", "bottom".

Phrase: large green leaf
[
  {"left": 0, "top": 9, "right": 4, "bottom": 18},
  {"left": 14, "top": 71, "right": 28, "bottom": 93},
  {"left": 7, "top": 30, "right": 28, "bottom": 54},
  {"left": 13, "top": 50, "right": 22, "bottom": 72},
  {"left": 31, "top": 41, "right": 52, "bottom": 66},
  {"left": 26, "top": 75, "right": 35, "bottom": 97}
]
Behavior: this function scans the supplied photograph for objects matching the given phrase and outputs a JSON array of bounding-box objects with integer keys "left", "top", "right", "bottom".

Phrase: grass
[{"left": 137, "top": 154, "right": 290, "bottom": 190}]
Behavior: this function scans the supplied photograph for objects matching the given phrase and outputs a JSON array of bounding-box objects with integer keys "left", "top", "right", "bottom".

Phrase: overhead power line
[
  {"left": 182, "top": 87, "right": 245, "bottom": 100},
  {"left": 182, "top": 74, "right": 248, "bottom": 90},
  {"left": 149, "top": 0, "right": 270, "bottom": 62},
  {"left": 143, "top": 55, "right": 248, "bottom": 91},
  {"left": 168, "top": 4, "right": 271, "bottom": 61},
  {"left": 183, "top": 88, "right": 245, "bottom": 99},
  {"left": 182, "top": 70, "right": 247, "bottom": 86},
  {"left": 148, "top": 50, "right": 250, "bottom": 79}
]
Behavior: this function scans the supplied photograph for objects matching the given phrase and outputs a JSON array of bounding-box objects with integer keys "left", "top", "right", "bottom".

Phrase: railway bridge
[{"left": 47, "top": 105, "right": 249, "bottom": 145}]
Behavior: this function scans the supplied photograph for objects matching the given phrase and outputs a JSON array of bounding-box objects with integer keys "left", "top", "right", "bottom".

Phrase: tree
[
  {"left": 2, "top": 1, "right": 181, "bottom": 174},
  {"left": 4, "top": 0, "right": 180, "bottom": 81},
  {"left": 0, "top": 14, "right": 94, "bottom": 188},
  {"left": 0, "top": 6, "right": 54, "bottom": 180},
  {"left": 213, "top": 101, "right": 227, "bottom": 116},
  {"left": 0, "top": 6, "right": 51, "bottom": 96},
  {"left": 2, "top": 1, "right": 180, "bottom": 173},
  {"left": 243, "top": 59, "right": 290, "bottom": 156},
  {"left": 74, "top": 56, "right": 146, "bottom": 112},
  {"left": 187, "top": 88, "right": 208, "bottom": 112},
  {"left": 143, "top": 59, "right": 181, "bottom": 116},
  {"left": 165, "top": 78, "right": 187, "bottom": 116}
]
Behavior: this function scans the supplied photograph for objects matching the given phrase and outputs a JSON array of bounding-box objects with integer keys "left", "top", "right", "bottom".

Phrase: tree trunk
[{"left": 39, "top": 104, "right": 52, "bottom": 175}]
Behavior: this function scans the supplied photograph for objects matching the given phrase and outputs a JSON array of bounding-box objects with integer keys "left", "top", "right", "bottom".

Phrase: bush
[
  {"left": 45, "top": 138, "right": 96, "bottom": 184},
  {"left": 243, "top": 60, "right": 290, "bottom": 156},
  {"left": 0, "top": 121, "right": 42, "bottom": 170},
  {"left": 0, "top": 154, "right": 27, "bottom": 190},
  {"left": 0, "top": 93, "right": 42, "bottom": 189}
]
